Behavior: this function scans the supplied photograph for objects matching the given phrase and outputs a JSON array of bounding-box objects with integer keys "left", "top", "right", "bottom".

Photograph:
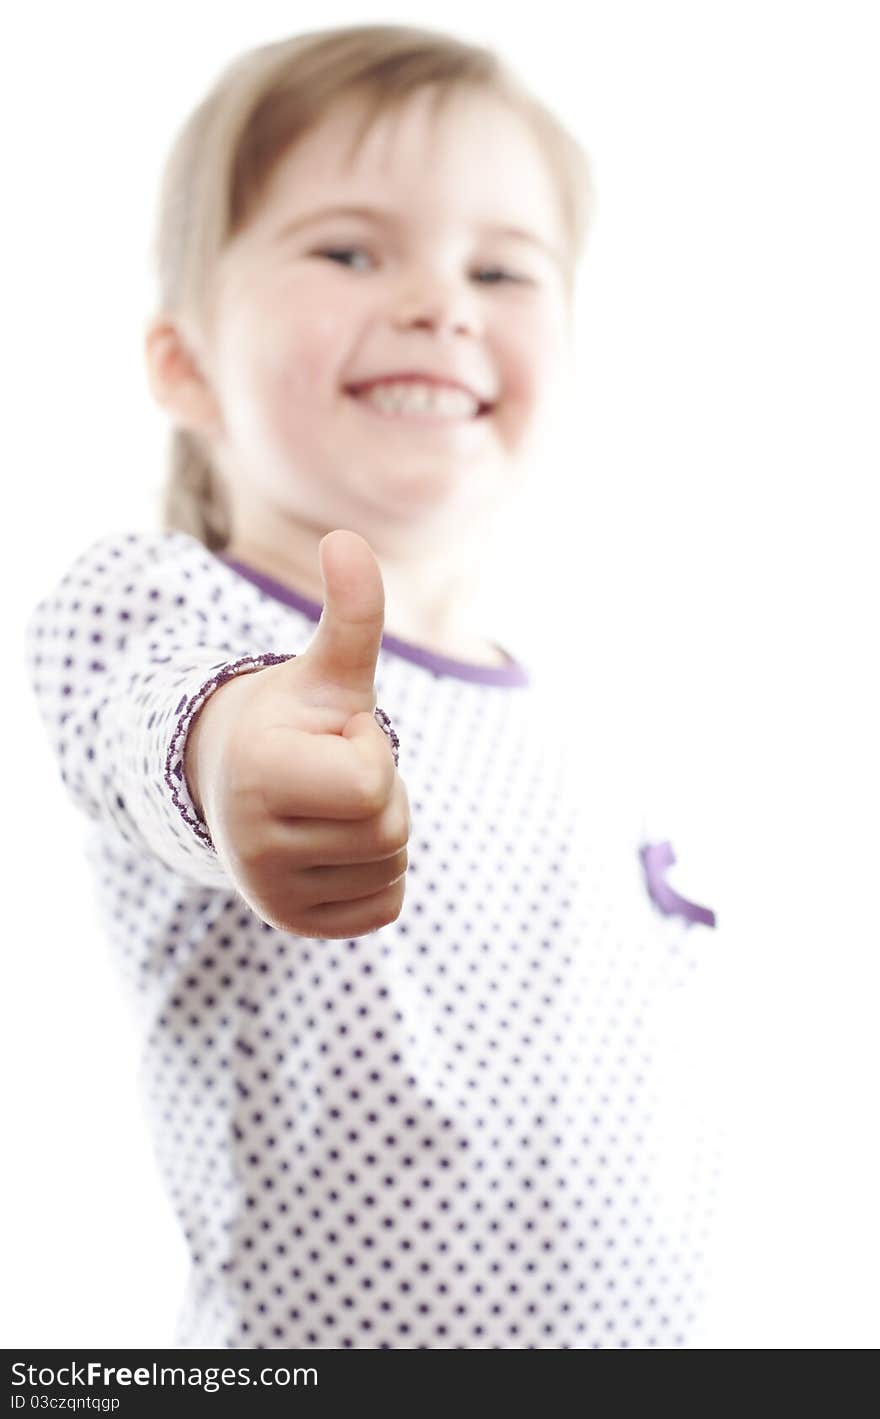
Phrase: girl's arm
[{"left": 23, "top": 529, "right": 304, "bottom": 890}]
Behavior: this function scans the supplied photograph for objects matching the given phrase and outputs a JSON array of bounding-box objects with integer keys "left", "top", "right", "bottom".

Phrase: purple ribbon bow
[{"left": 639, "top": 840, "right": 716, "bottom": 928}]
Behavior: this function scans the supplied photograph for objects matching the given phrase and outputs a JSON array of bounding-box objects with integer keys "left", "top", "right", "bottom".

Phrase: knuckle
[
  {"left": 380, "top": 846, "right": 408, "bottom": 881},
  {"left": 372, "top": 802, "right": 408, "bottom": 857},
  {"left": 398, "top": 782, "right": 413, "bottom": 838},
  {"left": 300, "top": 876, "right": 405, "bottom": 940},
  {"left": 234, "top": 824, "right": 272, "bottom": 873},
  {"left": 237, "top": 824, "right": 305, "bottom": 883},
  {"left": 390, "top": 801, "right": 411, "bottom": 851},
  {"left": 385, "top": 875, "right": 407, "bottom": 919},
  {"left": 366, "top": 886, "right": 403, "bottom": 933},
  {"left": 353, "top": 759, "right": 389, "bottom": 817}
]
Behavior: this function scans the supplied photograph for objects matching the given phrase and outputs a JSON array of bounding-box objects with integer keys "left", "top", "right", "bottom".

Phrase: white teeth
[{"left": 355, "top": 381, "right": 480, "bottom": 418}]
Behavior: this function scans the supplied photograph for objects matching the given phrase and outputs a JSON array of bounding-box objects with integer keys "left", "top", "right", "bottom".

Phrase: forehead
[{"left": 246, "top": 86, "right": 562, "bottom": 244}]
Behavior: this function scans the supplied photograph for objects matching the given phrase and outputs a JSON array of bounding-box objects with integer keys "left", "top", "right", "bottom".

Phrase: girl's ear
[{"left": 143, "top": 316, "right": 223, "bottom": 437}]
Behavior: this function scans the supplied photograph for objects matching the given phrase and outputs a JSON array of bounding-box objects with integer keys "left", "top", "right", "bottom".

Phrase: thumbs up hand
[{"left": 184, "top": 530, "right": 410, "bottom": 938}]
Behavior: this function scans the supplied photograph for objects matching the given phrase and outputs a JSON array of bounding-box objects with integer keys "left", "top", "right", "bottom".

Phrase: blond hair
[{"left": 148, "top": 23, "right": 595, "bottom": 550}]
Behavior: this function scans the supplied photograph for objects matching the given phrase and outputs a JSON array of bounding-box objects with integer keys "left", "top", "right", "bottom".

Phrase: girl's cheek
[
  {"left": 270, "top": 285, "right": 353, "bottom": 379},
  {"left": 272, "top": 348, "right": 331, "bottom": 408},
  {"left": 490, "top": 312, "right": 567, "bottom": 451},
  {"left": 502, "top": 337, "right": 549, "bottom": 409}
]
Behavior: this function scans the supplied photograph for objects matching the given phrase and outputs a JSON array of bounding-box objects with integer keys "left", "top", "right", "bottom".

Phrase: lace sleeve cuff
[{"left": 164, "top": 652, "right": 400, "bottom": 852}]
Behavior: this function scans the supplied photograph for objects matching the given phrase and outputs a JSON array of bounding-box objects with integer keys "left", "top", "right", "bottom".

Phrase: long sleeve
[
  {"left": 23, "top": 531, "right": 730, "bottom": 1349},
  {"left": 23, "top": 530, "right": 311, "bottom": 890}
]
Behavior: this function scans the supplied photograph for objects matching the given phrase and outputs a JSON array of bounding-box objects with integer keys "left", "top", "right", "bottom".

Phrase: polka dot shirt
[{"left": 24, "top": 529, "right": 722, "bottom": 1350}]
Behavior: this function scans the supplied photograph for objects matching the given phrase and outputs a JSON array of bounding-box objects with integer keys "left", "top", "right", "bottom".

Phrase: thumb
[{"left": 299, "top": 529, "right": 386, "bottom": 704}]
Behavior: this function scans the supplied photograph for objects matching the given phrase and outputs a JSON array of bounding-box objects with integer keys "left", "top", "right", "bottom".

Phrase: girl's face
[{"left": 182, "top": 86, "right": 572, "bottom": 549}]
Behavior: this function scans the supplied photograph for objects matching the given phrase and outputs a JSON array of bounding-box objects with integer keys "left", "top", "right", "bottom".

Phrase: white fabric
[{"left": 24, "top": 529, "right": 724, "bottom": 1349}]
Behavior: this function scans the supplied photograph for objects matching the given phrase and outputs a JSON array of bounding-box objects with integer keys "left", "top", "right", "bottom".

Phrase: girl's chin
[{"left": 319, "top": 457, "right": 501, "bottom": 531}]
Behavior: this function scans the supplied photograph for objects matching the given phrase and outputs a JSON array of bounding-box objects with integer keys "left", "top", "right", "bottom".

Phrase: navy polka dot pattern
[{"left": 24, "top": 530, "right": 721, "bottom": 1349}]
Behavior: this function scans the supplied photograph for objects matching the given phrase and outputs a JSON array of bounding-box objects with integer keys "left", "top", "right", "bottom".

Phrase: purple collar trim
[
  {"left": 640, "top": 840, "right": 717, "bottom": 928},
  {"left": 214, "top": 554, "right": 531, "bottom": 688}
]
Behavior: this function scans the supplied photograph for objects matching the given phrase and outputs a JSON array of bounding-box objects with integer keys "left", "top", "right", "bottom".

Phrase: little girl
[{"left": 24, "top": 23, "right": 720, "bottom": 1349}]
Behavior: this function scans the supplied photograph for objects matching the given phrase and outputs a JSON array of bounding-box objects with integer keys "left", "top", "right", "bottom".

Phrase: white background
[{"left": 4, "top": 0, "right": 878, "bottom": 1347}]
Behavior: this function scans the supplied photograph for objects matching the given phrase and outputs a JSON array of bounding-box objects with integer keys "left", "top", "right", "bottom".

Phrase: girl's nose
[{"left": 391, "top": 270, "right": 481, "bottom": 337}]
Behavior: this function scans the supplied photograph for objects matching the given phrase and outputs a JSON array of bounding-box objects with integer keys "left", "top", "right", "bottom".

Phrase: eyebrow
[{"left": 274, "top": 203, "right": 562, "bottom": 264}]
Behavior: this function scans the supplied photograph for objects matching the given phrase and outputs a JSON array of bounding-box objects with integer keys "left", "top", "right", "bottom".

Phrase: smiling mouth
[{"left": 343, "top": 386, "right": 494, "bottom": 423}]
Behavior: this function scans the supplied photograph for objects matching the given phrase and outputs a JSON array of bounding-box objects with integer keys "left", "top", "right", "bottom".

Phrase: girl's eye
[
  {"left": 473, "top": 268, "right": 528, "bottom": 285},
  {"left": 312, "top": 248, "right": 531, "bottom": 286},
  {"left": 314, "top": 246, "right": 372, "bottom": 270}
]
